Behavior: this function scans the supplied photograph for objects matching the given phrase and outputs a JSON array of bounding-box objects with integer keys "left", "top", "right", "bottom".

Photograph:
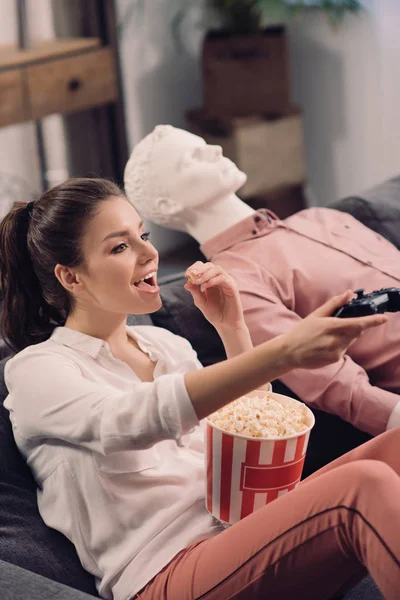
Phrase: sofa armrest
[{"left": 329, "top": 175, "right": 400, "bottom": 249}]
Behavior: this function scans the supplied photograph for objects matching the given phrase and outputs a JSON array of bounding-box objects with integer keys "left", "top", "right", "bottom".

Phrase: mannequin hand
[
  {"left": 283, "top": 290, "right": 388, "bottom": 370},
  {"left": 184, "top": 262, "right": 245, "bottom": 331}
]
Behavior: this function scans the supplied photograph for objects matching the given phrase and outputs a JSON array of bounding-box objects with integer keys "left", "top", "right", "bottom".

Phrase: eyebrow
[{"left": 102, "top": 221, "right": 144, "bottom": 243}]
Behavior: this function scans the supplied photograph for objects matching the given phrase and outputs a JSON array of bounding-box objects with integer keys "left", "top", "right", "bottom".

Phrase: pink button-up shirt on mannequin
[{"left": 201, "top": 207, "right": 400, "bottom": 436}]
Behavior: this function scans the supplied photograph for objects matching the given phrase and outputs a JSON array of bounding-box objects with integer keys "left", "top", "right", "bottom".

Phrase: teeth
[{"left": 136, "top": 271, "right": 156, "bottom": 284}]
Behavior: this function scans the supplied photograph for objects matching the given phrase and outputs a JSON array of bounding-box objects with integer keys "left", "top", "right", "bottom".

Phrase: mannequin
[
  {"left": 124, "top": 125, "right": 400, "bottom": 449},
  {"left": 124, "top": 125, "right": 253, "bottom": 242}
]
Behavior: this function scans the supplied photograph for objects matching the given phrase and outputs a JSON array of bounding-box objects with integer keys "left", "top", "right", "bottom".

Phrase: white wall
[
  {"left": 116, "top": 0, "right": 212, "bottom": 255},
  {"left": 379, "top": 0, "right": 400, "bottom": 186},
  {"left": 287, "top": 0, "right": 400, "bottom": 206}
]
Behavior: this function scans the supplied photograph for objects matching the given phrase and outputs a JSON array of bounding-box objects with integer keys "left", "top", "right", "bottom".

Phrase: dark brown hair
[{"left": 0, "top": 177, "right": 124, "bottom": 353}]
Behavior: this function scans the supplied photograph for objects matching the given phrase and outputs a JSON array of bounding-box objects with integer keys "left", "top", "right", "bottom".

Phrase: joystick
[{"left": 333, "top": 288, "right": 400, "bottom": 318}]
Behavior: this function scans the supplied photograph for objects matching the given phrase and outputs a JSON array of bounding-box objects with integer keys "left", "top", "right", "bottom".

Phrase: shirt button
[
  {"left": 252, "top": 229, "right": 257, "bottom": 235},
  {"left": 254, "top": 215, "right": 261, "bottom": 223}
]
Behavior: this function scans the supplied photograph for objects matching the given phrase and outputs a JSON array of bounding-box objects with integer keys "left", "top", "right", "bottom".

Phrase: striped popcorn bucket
[{"left": 204, "top": 392, "right": 315, "bottom": 525}]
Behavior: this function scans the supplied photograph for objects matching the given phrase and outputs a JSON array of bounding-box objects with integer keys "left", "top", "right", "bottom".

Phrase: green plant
[
  {"left": 174, "top": 0, "right": 363, "bottom": 37},
  {"left": 260, "top": 1, "right": 363, "bottom": 27},
  {"left": 211, "top": 0, "right": 287, "bottom": 32}
]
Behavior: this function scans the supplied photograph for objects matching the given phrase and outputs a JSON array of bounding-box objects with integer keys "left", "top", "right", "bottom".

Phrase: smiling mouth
[{"left": 133, "top": 271, "right": 158, "bottom": 291}]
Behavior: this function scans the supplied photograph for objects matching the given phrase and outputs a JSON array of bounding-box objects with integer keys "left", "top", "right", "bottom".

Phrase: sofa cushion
[
  {"left": 126, "top": 313, "right": 153, "bottom": 327},
  {"left": 0, "top": 358, "right": 98, "bottom": 596},
  {"left": 329, "top": 175, "right": 400, "bottom": 250},
  {"left": 0, "top": 559, "right": 97, "bottom": 600},
  {"left": 342, "top": 576, "right": 382, "bottom": 600}
]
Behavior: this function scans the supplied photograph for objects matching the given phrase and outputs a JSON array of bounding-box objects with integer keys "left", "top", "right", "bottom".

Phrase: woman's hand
[
  {"left": 283, "top": 290, "right": 388, "bottom": 370},
  {"left": 184, "top": 261, "right": 245, "bottom": 331}
]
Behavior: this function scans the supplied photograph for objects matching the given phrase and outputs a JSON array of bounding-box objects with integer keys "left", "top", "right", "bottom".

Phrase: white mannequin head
[{"left": 124, "top": 125, "right": 247, "bottom": 232}]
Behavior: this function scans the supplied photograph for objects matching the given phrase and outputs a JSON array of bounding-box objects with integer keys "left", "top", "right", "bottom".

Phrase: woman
[{"left": 0, "top": 178, "right": 398, "bottom": 600}]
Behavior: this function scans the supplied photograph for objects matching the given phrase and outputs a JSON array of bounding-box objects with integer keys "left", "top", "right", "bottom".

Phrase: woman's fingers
[
  {"left": 201, "top": 273, "right": 235, "bottom": 293},
  {"left": 185, "top": 261, "right": 210, "bottom": 284},
  {"left": 184, "top": 281, "right": 205, "bottom": 305},
  {"left": 196, "top": 267, "right": 221, "bottom": 282},
  {"left": 311, "top": 291, "right": 387, "bottom": 335},
  {"left": 186, "top": 262, "right": 229, "bottom": 290},
  {"left": 311, "top": 290, "right": 354, "bottom": 318},
  {"left": 334, "top": 313, "right": 388, "bottom": 334},
  {"left": 322, "top": 315, "right": 388, "bottom": 365},
  {"left": 196, "top": 268, "right": 222, "bottom": 290},
  {"left": 287, "top": 301, "right": 388, "bottom": 370},
  {"left": 185, "top": 261, "right": 205, "bottom": 283}
]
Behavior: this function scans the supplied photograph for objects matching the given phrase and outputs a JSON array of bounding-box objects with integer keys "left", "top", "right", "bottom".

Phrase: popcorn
[
  {"left": 185, "top": 270, "right": 199, "bottom": 285},
  {"left": 207, "top": 392, "right": 309, "bottom": 439}
]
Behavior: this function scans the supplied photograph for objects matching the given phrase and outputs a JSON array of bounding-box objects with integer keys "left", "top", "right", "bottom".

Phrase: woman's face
[{"left": 74, "top": 196, "right": 161, "bottom": 315}]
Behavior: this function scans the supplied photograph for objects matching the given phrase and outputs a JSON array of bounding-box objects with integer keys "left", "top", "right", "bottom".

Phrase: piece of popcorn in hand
[{"left": 185, "top": 270, "right": 199, "bottom": 285}]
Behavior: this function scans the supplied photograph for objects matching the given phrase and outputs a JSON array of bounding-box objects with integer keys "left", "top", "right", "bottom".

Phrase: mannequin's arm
[{"left": 237, "top": 285, "right": 398, "bottom": 437}]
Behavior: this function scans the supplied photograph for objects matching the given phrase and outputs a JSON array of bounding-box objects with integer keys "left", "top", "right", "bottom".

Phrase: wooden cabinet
[
  {"left": 0, "top": 38, "right": 118, "bottom": 126},
  {"left": 0, "top": 70, "right": 25, "bottom": 127},
  {"left": 27, "top": 47, "right": 118, "bottom": 120}
]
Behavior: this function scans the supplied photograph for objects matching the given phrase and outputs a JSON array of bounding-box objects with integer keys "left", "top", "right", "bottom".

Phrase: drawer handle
[{"left": 67, "top": 77, "right": 83, "bottom": 92}]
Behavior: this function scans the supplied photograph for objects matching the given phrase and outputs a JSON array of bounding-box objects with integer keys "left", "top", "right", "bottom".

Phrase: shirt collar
[
  {"left": 50, "top": 325, "right": 158, "bottom": 361},
  {"left": 51, "top": 327, "right": 106, "bottom": 359},
  {"left": 200, "top": 209, "right": 281, "bottom": 259}
]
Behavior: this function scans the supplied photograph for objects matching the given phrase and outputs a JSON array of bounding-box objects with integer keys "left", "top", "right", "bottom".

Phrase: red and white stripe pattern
[{"left": 205, "top": 424, "right": 311, "bottom": 525}]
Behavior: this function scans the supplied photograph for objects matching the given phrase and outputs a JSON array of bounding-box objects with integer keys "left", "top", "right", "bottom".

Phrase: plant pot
[{"left": 202, "top": 26, "right": 291, "bottom": 118}]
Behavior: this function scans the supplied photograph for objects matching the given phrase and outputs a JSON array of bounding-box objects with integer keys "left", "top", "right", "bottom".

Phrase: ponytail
[{"left": 0, "top": 205, "right": 64, "bottom": 353}]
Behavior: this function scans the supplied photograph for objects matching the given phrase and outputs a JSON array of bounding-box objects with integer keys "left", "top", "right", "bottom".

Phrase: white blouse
[{"left": 4, "top": 325, "right": 224, "bottom": 600}]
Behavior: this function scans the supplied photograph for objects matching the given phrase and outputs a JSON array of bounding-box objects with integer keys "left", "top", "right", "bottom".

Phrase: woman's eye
[
  {"left": 111, "top": 242, "right": 128, "bottom": 254},
  {"left": 141, "top": 232, "right": 151, "bottom": 242}
]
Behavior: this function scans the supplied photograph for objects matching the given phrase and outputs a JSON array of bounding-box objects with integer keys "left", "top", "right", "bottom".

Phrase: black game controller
[{"left": 333, "top": 288, "right": 400, "bottom": 318}]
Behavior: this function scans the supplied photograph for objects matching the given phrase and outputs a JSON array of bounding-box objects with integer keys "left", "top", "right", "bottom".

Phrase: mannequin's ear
[{"left": 155, "top": 196, "right": 182, "bottom": 216}]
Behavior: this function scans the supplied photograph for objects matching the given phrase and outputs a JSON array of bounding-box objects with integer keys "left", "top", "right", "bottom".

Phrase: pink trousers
[{"left": 135, "top": 427, "right": 400, "bottom": 600}]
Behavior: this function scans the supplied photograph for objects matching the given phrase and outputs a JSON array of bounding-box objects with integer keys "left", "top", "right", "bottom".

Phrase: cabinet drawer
[
  {"left": 26, "top": 47, "right": 118, "bottom": 120},
  {"left": 0, "top": 70, "right": 26, "bottom": 127}
]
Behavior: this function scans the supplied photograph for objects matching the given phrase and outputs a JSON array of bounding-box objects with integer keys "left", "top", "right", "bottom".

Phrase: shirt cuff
[
  {"left": 166, "top": 373, "right": 199, "bottom": 446},
  {"left": 386, "top": 401, "right": 400, "bottom": 430}
]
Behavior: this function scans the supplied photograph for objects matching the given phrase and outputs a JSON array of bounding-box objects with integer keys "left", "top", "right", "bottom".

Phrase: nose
[
  {"left": 213, "top": 146, "right": 223, "bottom": 159},
  {"left": 138, "top": 237, "right": 158, "bottom": 265}
]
